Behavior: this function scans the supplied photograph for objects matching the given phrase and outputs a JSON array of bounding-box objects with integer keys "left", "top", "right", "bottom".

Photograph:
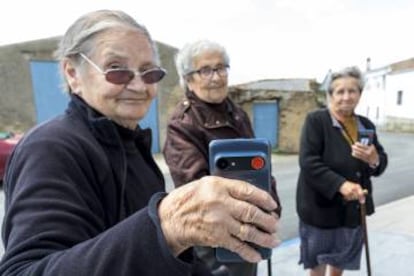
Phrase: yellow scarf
[{"left": 341, "top": 116, "right": 358, "bottom": 145}]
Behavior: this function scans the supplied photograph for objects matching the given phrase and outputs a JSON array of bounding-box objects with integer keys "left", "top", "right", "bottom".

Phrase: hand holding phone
[
  {"left": 209, "top": 138, "right": 273, "bottom": 262},
  {"left": 358, "top": 129, "right": 374, "bottom": 146}
]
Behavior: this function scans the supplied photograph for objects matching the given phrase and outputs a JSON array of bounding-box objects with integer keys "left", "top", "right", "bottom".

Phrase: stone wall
[
  {"left": 278, "top": 91, "right": 319, "bottom": 153},
  {"left": 383, "top": 116, "right": 414, "bottom": 132},
  {"left": 229, "top": 88, "right": 320, "bottom": 153}
]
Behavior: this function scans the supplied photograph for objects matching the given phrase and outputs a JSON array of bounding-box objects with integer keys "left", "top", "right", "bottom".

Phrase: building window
[{"left": 397, "top": 90, "right": 403, "bottom": 105}]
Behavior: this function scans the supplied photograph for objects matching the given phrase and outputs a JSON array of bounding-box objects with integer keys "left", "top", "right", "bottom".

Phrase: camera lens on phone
[
  {"left": 251, "top": 156, "right": 265, "bottom": 170},
  {"left": 216, "top": 158, "right": 229, "bottom": 170}
]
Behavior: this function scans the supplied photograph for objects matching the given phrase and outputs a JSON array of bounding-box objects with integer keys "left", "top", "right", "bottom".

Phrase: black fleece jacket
[
  {"left": 0, "top": 95, "right": 209, "bottom": 276},
  {"left": 296, "top": 108, "right": 388, "bottom": 228}
]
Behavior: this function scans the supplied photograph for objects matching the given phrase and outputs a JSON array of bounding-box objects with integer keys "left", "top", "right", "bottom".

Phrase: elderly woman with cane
[{"left": 296, "top": 66, "right": 388, "bottom": 276}]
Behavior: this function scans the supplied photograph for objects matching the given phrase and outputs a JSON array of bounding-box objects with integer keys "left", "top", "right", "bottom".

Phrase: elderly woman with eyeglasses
[
  {"left": 163, "top": 40, "right": 282, "bottom": 276},
  {"left": 0, "top": 11, "right": 280, "bottom": 276},
  {"left": 296, "top": 66, "right": 388, "bottom": 276}
]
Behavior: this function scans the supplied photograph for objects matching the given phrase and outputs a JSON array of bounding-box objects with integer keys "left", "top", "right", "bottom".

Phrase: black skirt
[{"left": 298, "top": 220, "right": 364, "bottom": 270}]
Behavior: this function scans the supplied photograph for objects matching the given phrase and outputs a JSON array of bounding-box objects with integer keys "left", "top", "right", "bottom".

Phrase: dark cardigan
[{"left": 296, "top": 108, "right": 388, "bottom": 228}]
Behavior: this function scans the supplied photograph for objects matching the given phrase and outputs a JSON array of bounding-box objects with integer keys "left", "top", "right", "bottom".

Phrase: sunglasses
[{"left": 79, "top": 53, "right": 167, "bottom": 85}]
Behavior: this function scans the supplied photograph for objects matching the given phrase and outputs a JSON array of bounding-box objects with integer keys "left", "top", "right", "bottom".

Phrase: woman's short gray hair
[
  {"left": 175, "top": 39, "right": 230, "bottom": 89},
  {"left": 328, "top": 66, "right": 365, "bottom": 95},
  {"left": 55, "top": 10, "right": 159, "bottom": 93}
]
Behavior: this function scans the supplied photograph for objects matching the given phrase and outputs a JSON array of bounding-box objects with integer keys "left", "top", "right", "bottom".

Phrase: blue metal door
[
  {"left": 30, "top": 61, "right": 69, "bottom": 123},
  {"left": 253, "top": 101, "right": 279, "bottom": 148},
  {"left": 139, "top": 98, "right": 159, "bottom": 153}
]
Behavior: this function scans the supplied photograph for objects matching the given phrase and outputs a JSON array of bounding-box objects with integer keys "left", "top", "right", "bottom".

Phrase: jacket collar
[
  {"left": 185, "top": 90, "right": 238, "bottom": 128},
  {"left": 67, "top": 94, "right": 152, "bottom": 148},
  {"left": 328, "top": 109, "right": 367, "bottom": 131}
]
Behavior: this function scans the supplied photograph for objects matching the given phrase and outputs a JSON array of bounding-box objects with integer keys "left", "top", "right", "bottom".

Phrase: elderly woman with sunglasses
[
  {"left": 163, "top": 40, "right": 282, "bottom": 276},
  {"left": 0, "top": 10, "right": 280, "bottom": 276}
]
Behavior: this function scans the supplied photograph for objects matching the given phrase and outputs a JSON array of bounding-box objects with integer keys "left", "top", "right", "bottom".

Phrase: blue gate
[
  {"left": 139, "top": 98, "right": 160, "bottom": 153},
  {"left": 253, "top": 101, "right": 279, "bottom": 148},
  {"left": 30, "top": 61, "right": 69, "bottom": 123}
]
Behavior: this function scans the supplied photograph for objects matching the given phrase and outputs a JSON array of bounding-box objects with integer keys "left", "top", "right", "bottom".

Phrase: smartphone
[
  {"left": 208, "top": 138, "right": 272, "bottom": 262},
  {"left": 358, "top": 129, "right": 375, "bottom": 145}
]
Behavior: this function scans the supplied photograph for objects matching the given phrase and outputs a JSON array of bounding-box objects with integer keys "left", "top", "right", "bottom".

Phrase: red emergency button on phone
[{"left": 251, "top": 156, "right": 265, "bottom": 170}]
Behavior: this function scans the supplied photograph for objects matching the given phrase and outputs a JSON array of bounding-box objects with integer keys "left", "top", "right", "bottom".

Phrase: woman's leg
[
  {"left": 309, "top": 264, "right": 326, "bottom": 276},
  {"left": 328, "top": 265, "right": 343, "bottom": 276}
]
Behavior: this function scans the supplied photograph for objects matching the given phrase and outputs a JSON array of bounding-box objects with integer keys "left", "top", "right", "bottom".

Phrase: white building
[{"left": 356, "top": 57, "right": 414, "bottom": 132}]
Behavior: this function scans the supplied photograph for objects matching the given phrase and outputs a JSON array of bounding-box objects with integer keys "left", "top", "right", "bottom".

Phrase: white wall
[
  {"left": 357, "top": 67, "right": 414, "bottom": 128},
  {"left": 386, "top": 71, "right": 414, "bottom": 119},
  {"left": 357, "top": 72, "right": 387, "bottom": 126}
]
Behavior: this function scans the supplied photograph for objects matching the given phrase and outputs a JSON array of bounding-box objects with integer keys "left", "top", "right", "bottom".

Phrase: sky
[{"left": 1, "top": 0, "right": 414, "bottom": 84}]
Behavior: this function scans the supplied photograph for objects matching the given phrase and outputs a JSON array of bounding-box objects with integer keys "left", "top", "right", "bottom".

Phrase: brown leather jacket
[{"left": 163, "top": 91, "right": 281, "bottom": 215}]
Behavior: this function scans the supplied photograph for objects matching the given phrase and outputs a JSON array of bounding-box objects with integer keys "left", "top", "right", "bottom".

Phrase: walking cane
[
  {"left": 360, "top": 189, "right": 372, "bottom": 276},
  {"left": 267, "top": 258, "right": 272, "bottom": 276}
]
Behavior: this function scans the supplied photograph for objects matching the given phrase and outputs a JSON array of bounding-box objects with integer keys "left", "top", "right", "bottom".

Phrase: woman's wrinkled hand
[
  {"left": 339, "top": 180, "right": 366, "bottom": 203},
  {"left": 158, "top": 175, "right": 281, "bottom": 263}
]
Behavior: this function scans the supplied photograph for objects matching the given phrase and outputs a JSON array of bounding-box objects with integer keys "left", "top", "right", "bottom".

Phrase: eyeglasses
[
  {"left": 187, "top": 65, "right": 229, "bottom": 80},
  {"left": 79, "top": 53, "right": 167, "bottom": 85}
]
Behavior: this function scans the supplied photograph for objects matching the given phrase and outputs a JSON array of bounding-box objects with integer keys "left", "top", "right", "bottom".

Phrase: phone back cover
[{"left": 208, "top": 138, "right": 272, "bottom": 262}]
